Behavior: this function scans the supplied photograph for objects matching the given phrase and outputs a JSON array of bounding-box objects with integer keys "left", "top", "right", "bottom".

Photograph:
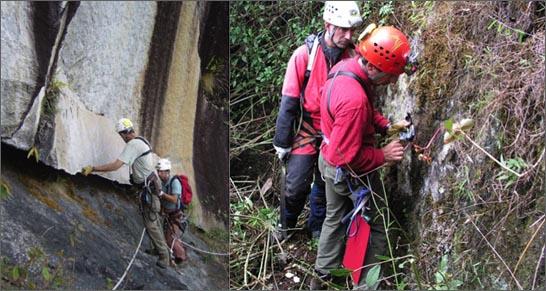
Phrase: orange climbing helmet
[{"left": 357, "top": 24, "right": 417, "bottom": 76}]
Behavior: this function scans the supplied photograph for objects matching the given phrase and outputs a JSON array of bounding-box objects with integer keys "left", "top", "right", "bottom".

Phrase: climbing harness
[
  {"left": 291, "top": 120, "right": 322, "bottom": 150},
  {"left": 163, "top": 210, "right": 188, "bottom": 262},
  {"left": 341, "top": 181, "right": 371, "bottom": 229},
  {"left": 138, "top": 174, "right": 159, "bottom": 222}
]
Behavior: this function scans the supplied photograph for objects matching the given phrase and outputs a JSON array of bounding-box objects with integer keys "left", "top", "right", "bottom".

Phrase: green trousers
[{"left": 315, "top": 154, "right": 387, "bottom": 289}]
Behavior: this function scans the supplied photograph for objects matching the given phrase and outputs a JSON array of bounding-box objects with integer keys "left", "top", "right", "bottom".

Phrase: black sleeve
[{"left": 273, "top": 96, "right": 300, "bottom": 148}]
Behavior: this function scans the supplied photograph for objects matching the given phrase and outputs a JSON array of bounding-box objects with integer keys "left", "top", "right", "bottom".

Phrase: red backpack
[{"left": 170, "top": 174, "right": 193, "bottom": 208}]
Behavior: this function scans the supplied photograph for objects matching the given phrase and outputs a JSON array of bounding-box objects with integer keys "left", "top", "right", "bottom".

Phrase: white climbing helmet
[
  {"left": 156, "top": 158, "right": 172, "bottom": 171},
  {"left": 116, "top": 118, "right": 134, "bottom": 133},
  {"left": 323, "top": 1, "right": 363, "bottom": 28}
]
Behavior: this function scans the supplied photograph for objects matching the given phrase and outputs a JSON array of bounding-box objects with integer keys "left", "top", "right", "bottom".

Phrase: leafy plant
[
  {"left": 329, "top": 268, "right": 351, "bottom": 278},
  {"left": 0, "top": 247, "right": 71, "bottom": 289},
  {"left": 0, "top": 180, "right": 11, "bottom": 200},
  {"left": 306, "top": 237, "right": 319, "bottom": 251},
  {"left": 366, "top": 265, "right": 381, "bottom": 289},
  {"left": 495, "top": 156, "right": 527, "bottom": 187},
  {"left": 106, "top": 277, "right": 113, "bottom": 289},
  {"left": 431, "top": 255, "right": 463, "bottom": 290},
  {"left": 42, "top": 79, "right": 66, "bottom": 116},
  {"left": 27, "top": 146, "right": 40, "bottom": 162},
  {"left": 487, "top": 19, "right": 528, "bottom": 43}
]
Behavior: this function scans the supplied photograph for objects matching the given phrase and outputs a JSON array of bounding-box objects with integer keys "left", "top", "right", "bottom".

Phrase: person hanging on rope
[
  {"left": 156, "top": 158, "right": 187, "bottom": 264},
  {"left": 272, "top": 1, "right": 363, "bottom": 240},
  {"left": 80, "top": 118, "right": 171, "bottom": 269},
  {"left": 311, "top": 24, "right": 418, "bottom": 289}
]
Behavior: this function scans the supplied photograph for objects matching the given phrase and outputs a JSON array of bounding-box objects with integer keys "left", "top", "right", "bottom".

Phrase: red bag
[
  {"left": 342, "top": 215, "right": 371, "bottom": 284},
  {"left": 170, "top": 174, "right": 193, "bottom": 207}
]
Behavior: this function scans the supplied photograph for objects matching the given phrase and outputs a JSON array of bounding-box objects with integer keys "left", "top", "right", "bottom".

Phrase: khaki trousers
[
  {"left": 315, "top": 154, "right": 387, "bottom": 289},
  {"left": 140, "top": 172, "right": 170, "bottom": 264}
]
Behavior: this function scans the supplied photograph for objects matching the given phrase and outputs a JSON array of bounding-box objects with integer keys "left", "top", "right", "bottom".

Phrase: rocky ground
[{"left": 0, "top": 144, "right": 228, "bottom": 290}]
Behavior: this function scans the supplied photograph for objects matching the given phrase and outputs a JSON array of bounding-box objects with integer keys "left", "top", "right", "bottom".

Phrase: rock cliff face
[
  {"left": 377, "top": 2, "right": 544, "bottom": 289},
  {"left": 1, "top": 1, "right": 227, "bottom": 230},
  {"left": 1, "top": 1, "right": 228, "bottom": 289}
]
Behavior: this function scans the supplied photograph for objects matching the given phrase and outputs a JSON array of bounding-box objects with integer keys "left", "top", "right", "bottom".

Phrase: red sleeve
[
  {"left": 373, "top": 109, "right": 390, "bottom": 134},
  {"left": 281, "top": 45, "right": 308, "bottom": 98},
  {"left": 328, "top": 105, "right": 385, "bottom": 173}
]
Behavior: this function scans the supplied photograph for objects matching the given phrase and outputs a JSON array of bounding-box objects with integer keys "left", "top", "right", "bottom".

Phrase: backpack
[{"left": 169, "top": 174, "right": 193, "bottom": 209}]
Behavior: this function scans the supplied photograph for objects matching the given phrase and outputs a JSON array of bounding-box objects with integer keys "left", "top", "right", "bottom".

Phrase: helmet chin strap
[
  {"left": 328, "top": 26, "right": 343, "bottom": 49},
  {"left": 323, "top": 27, "right": 344, "bottom": 67},
  {"left": 360, "top": 58, "right": 390, "bottom": 84},
  {"left": 369, "top": 71, "right": 389, "bottom": 83}
]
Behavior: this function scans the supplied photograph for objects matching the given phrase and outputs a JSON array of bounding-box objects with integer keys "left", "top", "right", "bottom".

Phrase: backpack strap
[
  {"left": 134, "top": 136, "right": 152, "bottom": 159},
  {"left": 300, "top": 34, "right": 320, "bottom": 102},
  {"left": 293, "top": 34, "right": 320, "bottom": 140},
  {"left": 169, "top": 175, "right": 183, "bottom": 210},
  {"left": 325, "top": 69, "right": 371, "bottom": 121}
]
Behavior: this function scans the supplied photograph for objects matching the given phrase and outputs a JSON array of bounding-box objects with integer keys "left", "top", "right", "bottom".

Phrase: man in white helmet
[
  {"left": 81, "top": 118, "right": 171, "bottom": 269},
  {"left": 156, "top": 158, "right": 187, "bottom": 264},
  {"left": 272, "top": 1, "right": 362, "bottom": 240}
]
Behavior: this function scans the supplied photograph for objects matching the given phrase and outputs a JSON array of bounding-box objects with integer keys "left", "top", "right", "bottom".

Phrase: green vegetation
[
  {"left": 230, "top": 1, "right": 545, "bottom": 290},
  {"left": 230, "top": 1, "right": 323, "bottom": 160},
  {"left": 26, "top": 146, "right": 40, "bottom": 163},
  {"left": 0, "top": 247, "right": 73, "bottom": 289},
  {"left": 0, "top": 179, "right": 11, "bottom": 200},
  {"left": 41, "top": 79, "right": 66, "bottom": 116},
  {"left": 201, "top": 56, "right": 227, "bottom": 97}
]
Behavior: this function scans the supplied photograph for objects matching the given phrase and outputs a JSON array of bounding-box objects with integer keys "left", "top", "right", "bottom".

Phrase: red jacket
[
  {"left": 320, "top": 57, "right": 390, "bottom": 173},
  {"left": 274, "top": 34, "right": 353, "bottom": 155}
]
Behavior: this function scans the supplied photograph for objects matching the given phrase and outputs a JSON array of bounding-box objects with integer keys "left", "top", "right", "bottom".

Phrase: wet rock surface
[{"left": 0, "top": 145, "right": 228, "bottom": 290}]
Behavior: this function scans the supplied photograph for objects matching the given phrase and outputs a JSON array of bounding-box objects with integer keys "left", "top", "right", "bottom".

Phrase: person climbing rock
[
  {"left": 81, "top": 118, "right": 171, "bottom": 269},
  {"left": 272, "top": 1, "right": 363, "bottom": 240},
  {"left": 310, "top": 25, "right": 417, "bottom": 289},
  {"left": 156, "top": 158, "right": 187, "bottom": 264}
]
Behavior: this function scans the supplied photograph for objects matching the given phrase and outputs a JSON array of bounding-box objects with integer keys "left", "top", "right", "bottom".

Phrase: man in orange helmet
[{"left": 311, "top": 24, "right": 418, "bottom": 289}]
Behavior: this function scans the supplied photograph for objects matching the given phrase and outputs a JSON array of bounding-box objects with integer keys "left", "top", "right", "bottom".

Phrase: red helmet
[{"left": 357, "top": 25, "right": 411, "bottom": 75}]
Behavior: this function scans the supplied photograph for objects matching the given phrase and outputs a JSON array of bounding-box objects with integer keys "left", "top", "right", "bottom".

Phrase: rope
[
  {"left": 112, "top": 228, "right": 146, "bottom": 290},
  {"left": 180, "top": 239, "right": 229, "bottom": 256},
  {"left": 111, "top": 220, "right": 226, "bottom": 291}
]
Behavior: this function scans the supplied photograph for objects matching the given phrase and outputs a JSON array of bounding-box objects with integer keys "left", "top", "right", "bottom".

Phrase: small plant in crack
[{"left": 42, "top": 79, "right": 66, "bottom": 116}]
